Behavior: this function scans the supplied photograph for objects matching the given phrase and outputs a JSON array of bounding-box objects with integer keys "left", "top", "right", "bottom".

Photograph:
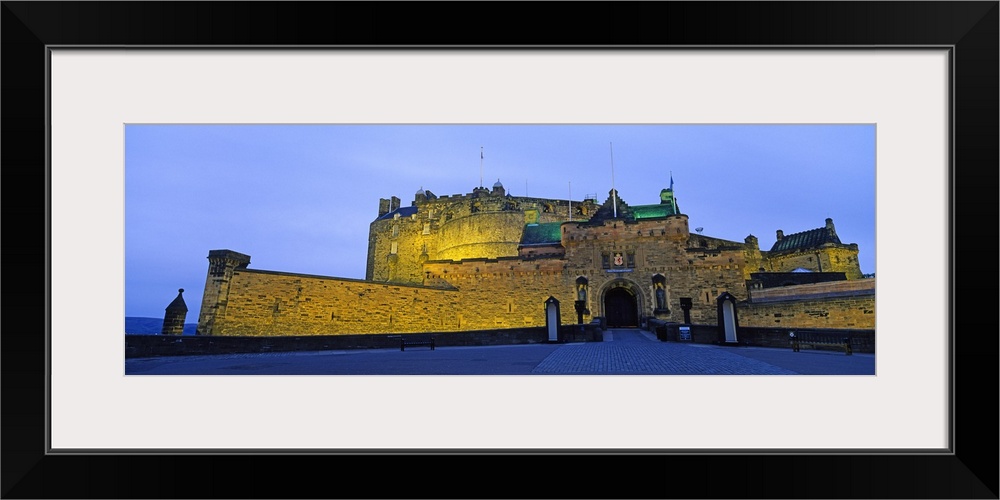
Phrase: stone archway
[{"left": 602, "top": 280, "right": 641, "bottom": 328}]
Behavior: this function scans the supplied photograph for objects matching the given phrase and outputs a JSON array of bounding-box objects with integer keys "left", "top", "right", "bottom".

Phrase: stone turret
[
  {"left": 196, "top": 250, "right": 251, "bottom": 335},
  {"left": 161, "top": 289, "right": 188, "bottom": 335}
]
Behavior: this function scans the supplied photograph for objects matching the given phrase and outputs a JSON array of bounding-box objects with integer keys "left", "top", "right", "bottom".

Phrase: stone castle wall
[
  {"left": 196, "top": 250, "right": 872, "bottom": 335},
  {"left": 738, "top": 279, "right": 876, "bottom": 329},
  {"left": 198, "top": 186, "right": 871, "bottom": 337},
  {"left": 762, "top": 245, "right": 863, "bottom": 279},
  {"left": 435, "top": 211, "right": 526, "bottom": 261},
  {"left": 422, "top": 258, "right": 575, "bottom": 329},
  {"left": 202, "top": 269, "right": 462, "bottom": 336},
  {"left": 748, "top": 278, "right": 875, "bottom": 303},
  {"left": 366, "top": 189, "right": 595, "bottom": 285},
  {"left": 560, "top": 216, "right": 748, "bottom": 324}
]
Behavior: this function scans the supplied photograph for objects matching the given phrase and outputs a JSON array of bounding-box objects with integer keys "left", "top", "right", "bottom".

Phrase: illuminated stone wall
[
  {"left": 739, "top": 295, "right": 876, "bottom": 329},
  {"left": 201, "top": 187, "right": 871, "bottom": 337},
  {"left": 748, "top": 278, "right": 875, "bottom": 303},
  {"left": 741, "top": 235, "right": 765, "bottom": 280},
  {"left": 435, "top": 211, "right": 525, "bottom": 261},
  {"left": 761, "top": 245, "right": 863, "bottom": 279},
  {"left": 422, "top": 258, "right": 573, "bottom": 329},
  {"left": 738, "top": 279, "right": 875, "bottom": 329},
  {"left": 199, "top": 268, "right": 463, "bottom": 336},
  {"left": 197, "top": 250, "right": 252, "bottom": 336},
  {"left": 560, "top": 215, "right": 748, "bottom": 325},
  {"left": 366, "top": 188, "right": 592, "bottom": 285}
]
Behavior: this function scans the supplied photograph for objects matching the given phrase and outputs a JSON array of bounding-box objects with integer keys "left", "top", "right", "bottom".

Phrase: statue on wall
[
  {"left": 655, "top": 283, "right": 666, "bottom": 310},
  {"left": 577, "top": 283, "right": 587, "bottom": 302}
]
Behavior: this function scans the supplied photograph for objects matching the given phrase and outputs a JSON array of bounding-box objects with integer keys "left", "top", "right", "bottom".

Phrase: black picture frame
[{"left": 3, "top": 2, "right": 997, "bottom": 498}]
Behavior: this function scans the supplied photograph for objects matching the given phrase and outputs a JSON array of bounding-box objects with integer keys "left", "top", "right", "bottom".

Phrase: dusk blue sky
[{"left": 124, "top": 124, "right": 875, "bottom": 322}]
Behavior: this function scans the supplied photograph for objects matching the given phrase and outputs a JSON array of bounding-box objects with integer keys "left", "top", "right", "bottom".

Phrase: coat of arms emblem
[{"left": 613, "top": 252, "right": 624, "bottom": 266}]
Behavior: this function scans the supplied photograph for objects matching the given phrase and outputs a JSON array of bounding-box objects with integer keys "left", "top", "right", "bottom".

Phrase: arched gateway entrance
[{"left": 603, "top": 285, "right": 640, "bottom": 328}]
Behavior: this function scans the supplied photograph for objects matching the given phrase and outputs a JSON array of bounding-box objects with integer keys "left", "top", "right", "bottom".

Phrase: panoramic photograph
[{"left": 124, "top": 124, "right": 876, "bottom": 375}]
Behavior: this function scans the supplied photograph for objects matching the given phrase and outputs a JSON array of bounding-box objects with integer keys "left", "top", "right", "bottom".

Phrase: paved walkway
[{"left": 125, "top": 329, "right": 874, "bottom": 375}]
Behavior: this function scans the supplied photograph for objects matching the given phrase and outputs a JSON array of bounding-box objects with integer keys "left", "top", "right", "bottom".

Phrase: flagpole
[
  {"left": 480, "top": 147, "right": 484, "bottom": 188},
  {"left": 568, "top": 181, "right": 572, "bottom": 221},
  {"left": 610, "top": 142, "right": 617, "bottom": 218}
]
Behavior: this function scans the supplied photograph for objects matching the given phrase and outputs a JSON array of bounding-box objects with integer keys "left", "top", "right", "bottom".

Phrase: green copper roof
[
  {"left": 631, "top": 203, "right": 680, "bottom": 219},
  {"left": 520, "top": 222, "right": 563, "bottom": 246}
]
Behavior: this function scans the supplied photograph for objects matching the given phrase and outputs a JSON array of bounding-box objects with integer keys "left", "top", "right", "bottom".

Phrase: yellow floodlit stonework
[{"left": 196, "top": 183, "right": 871, "bottom": 336}]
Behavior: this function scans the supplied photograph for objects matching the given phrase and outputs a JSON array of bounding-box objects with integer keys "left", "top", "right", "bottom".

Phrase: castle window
[
  {"left": 392, "top": 224, "right": 399, "bottom": 237},
  {"left": 390, "top": 242, "right": 398, "bottom": 254},
  {"left": 626, "top": 252, "right": 635, "bottom": 268},
  {"left": 601, "top": 253, "right": 610, "bottom": 269},
  {"left": 422, "top": 223, "right": 431, "bottom": 235}
]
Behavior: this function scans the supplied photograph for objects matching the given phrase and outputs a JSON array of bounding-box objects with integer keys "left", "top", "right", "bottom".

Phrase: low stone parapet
[{"left": 126, "top": 323, "right": 603, "bottom": 358}]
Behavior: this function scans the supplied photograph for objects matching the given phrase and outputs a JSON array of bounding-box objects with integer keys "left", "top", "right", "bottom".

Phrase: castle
[{"left": 192, "top": 179, "right": 874, "bottom": 337}]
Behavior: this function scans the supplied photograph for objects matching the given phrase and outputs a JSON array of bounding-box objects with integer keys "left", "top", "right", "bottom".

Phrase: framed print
[{"left": 3, "top": 2, "right": 997, "bottom": 498}]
